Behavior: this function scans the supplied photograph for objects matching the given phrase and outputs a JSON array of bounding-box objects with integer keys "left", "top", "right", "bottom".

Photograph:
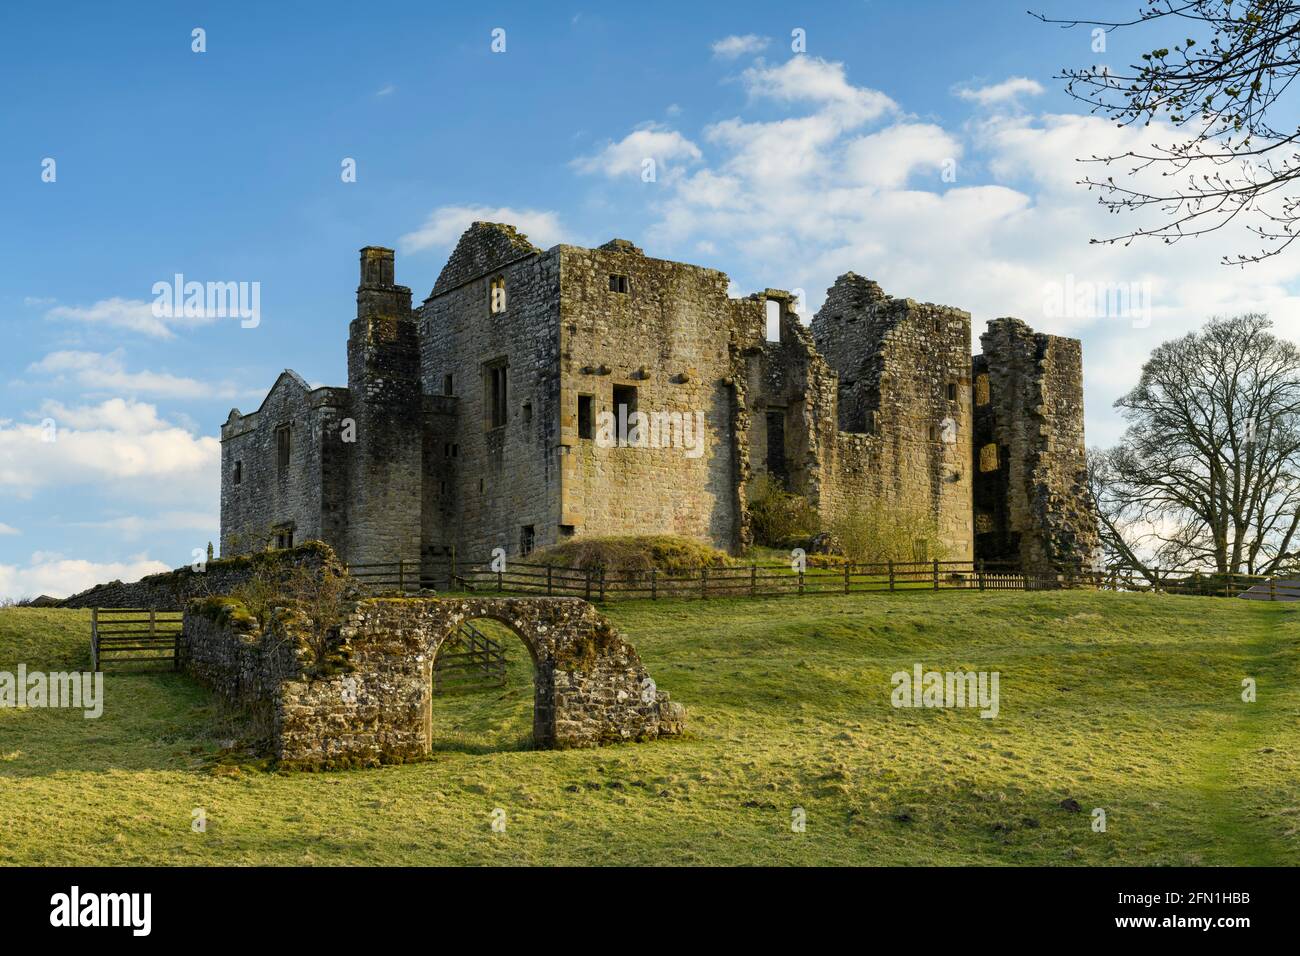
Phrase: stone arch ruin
[{"left": 181, "top": 594, "right": 685, "bottom": 769}]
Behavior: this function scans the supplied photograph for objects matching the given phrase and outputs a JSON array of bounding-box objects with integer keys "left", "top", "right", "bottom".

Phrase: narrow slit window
[
  {"left": 609, "top": 274, "right": 629, "bottom": 294},
  {"left": 578, "top": 394, "right": 594, "bottom": 439},
  {"left": 765, "top": 300, "right": 781, "bottom": 343},
  {"left": 443, "top": 373, "right": 454, "bottom": 396},
  {"left": 946, "top": 382, "right": 958, "bottom": 402},
  {"left": 233, "top": 460, "right": 242, "bottom": 485},
  {"left": 275, "top": 425, "right": 291, "bottom": 475},
  {"left": 520, "top": 524, "right": 536, "bottom": 556},
  {"left": 484, "top": 360, "right": 508, "bottom": 429}
]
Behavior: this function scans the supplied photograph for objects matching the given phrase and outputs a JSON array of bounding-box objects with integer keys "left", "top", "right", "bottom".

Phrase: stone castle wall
[
  {"left": 557, "top": 240, "right": 739, "bottom": 549},
  {"left": 215, "top": 223, "right": 1096, "bottom": 573},
  {"left": 974, "top": 318, "right": 1098, "bottom": 572},
  {"left": 812, "top": 276, "right": 974, "bottom": 561},
  {"left": 219, "top": 373, "right": 350, "bottom": 556},
  {"left": 419, "top": 226, "right": 562, "bottom": 559}
]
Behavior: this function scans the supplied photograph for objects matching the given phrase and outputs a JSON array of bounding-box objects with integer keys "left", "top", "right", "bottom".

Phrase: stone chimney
[{"left": 356, "top": 246, "right": 411, "bottom": 321}]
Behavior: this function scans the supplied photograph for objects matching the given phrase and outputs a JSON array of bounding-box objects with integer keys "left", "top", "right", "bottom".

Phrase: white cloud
[
  {"left": 45, "top": 297, "right": 174, "bottom": 338},
  {"left": 956, "top": 76, "right": 1046, "bottom": 106},
  {"left": 572, "top": 123, "right": 703, "bottom": 179},
  {"left": 0, "top": 398, "right": 219, "bottom": 496},
  {"left": 0, "top": 554, "right": 171, "bottom": 602},
  {"left": 606, "top": 54, "right": 1300, "bottom": 452},
  {"left": 742, "top": 56, "right": 895, "bottom": 125},
  {"left": 712, "top": 34, "right": 769, "bottom": 59},
  {"left": 0, "top": 523, "right": 18, "bottom": 536},
  {"left": 842, "top": 123, "right": 962, "bottom": 189},
  {"left": 400, "top": 205, "right": 567, "bottom": 254},
  {"left": 73, "top": 511, "right": 217, "bottom": 542},
  {"left": 27, "top": 350, "right": 252, "bottom": 400},
  {"left": 376, "top": 84, "right": 396, "bottom": 96}
]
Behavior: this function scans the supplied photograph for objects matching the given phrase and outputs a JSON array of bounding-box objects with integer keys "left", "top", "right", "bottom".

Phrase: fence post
[
  {"left": 398, "top": 559, "right": 405, "bottom": 593},
  {"left": 932, "top": 558, "right": 939, "bottom": 590},
  {"left": 497, "top": 563, "right": 503, "bottom": 593},
  {"left": 651, "top": 567, "right": 657, "bottom": 600},
  {"left": 91, "top": 608, "right": 99, "bottom": 671},
  {"left": 888, "top": 561, "right": 895, "bottom": 592},
  {"left": 149, "top": 608, "right": 156, "bottom": 642},
  {"left": 547, "top": 565, "right": 553, "bottom": 596},
  {"left": 798, "top": 568, "right": 805, "bottom": 595},
  {"left": 751, "top": 562, "right": 757, "bottom": 597},
  {"left": 1270, "top": 577, "right": 1276, "bottom": 602},
  {"left": 978, "top": 559, "right": 985, "bottom": 591},
  {"left": 599, "top": 568, "right": 606, "bottom": 602},
  {"left": 701, "top": 566, "right": 708, "bottom": 600},
  {"left": 449, "top": 545, "right": 457, "bottom": 591},
  {"left": 844, "top": 562, "right": 850, "bottom": 594}
]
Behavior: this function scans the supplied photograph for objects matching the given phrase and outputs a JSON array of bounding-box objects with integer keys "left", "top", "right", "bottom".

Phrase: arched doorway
[{"left": 425, "top": 616, "right": 540, "bottom": 753}]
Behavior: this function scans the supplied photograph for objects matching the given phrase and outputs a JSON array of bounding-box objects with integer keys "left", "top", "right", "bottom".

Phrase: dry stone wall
[{"left": 63, "top": 543, "right": 340, "bottom": 610}]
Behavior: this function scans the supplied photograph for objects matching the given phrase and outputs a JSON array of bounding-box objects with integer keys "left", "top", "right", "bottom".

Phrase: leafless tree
[
  {"left": 1035, "top": 1, "right": 1300, "bottom": 263},
  {"left": 1099, "top": 313, "right": 1300, "bottom": 575}
]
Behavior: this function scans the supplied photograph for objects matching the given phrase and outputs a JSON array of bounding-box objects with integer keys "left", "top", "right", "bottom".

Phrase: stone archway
[{"left": 312, "top": 597, "right": 685, "bottom": 762}]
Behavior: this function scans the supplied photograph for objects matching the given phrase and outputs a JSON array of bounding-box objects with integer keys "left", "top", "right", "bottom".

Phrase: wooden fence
[
  {"left": 90, "top": 608, "right": 183, "bottom": 671},
  {"left": 346, "top": 556, "right": 1078, "bottom": 601},
  {"left": 347, "top": 554, "right": 1300, "bottom": 603},
  {"left": 433, "top": 620, "right": 508, "bottom": 694}
]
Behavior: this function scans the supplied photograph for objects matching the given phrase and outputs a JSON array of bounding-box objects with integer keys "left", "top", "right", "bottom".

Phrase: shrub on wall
[
  {"left": 828, "top": 502, "right": 950, "bottom": 566},
  {"left": 528, "top": 535, "right": 734, "bottom": 573},
  {"left": 746, "top": 473, "right": 820, "bottom": 547}
]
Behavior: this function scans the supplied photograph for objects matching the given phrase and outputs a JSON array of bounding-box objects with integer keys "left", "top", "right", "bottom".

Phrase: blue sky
[{"left": 3, "top": 0, "right": 1297, "bottom": 598}]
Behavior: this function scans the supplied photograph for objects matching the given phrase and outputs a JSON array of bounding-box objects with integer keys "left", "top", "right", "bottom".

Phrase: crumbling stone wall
[
  {"left": 974, "top": 318, "right": 1098, "bottom": 572},
  {"left": 62, "top": 543, "right": 341, "bottom": 610},
  {"left": 344, "top": 247, "right": 423, "bottom": 568},
  {"left": 215, "top": 223, "right": 1095, "bottom": 573},
  {"left": 812, "top": 275, "right": 974, "bottom": 560},
  {"left": 179, "top": 594, "right": 685, "bottom": 768}
]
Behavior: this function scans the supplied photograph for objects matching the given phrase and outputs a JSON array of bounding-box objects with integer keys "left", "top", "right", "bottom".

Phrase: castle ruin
[{"left": 220, "top": 223, "right": 1097, "bottom": 572}]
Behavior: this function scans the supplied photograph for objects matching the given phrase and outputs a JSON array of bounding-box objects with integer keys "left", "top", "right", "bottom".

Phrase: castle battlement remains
[{"left": 220, "top": 223, "right": 1098, "bottom": 571}]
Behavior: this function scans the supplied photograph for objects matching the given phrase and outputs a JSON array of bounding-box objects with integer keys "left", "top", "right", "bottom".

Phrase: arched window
[{"left": 489, "top": 275, "right": 506, "bottom": 314}]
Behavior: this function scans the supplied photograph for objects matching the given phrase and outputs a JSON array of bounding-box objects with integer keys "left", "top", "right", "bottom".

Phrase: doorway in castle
[{"left": 426, "top": 617, "right": 538, "bottom": 753}]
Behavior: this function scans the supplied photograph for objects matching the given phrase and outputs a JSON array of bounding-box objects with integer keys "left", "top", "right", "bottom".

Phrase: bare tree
[
  {"left": 1102, "top": 313, "right": 1300, "bottom": 575},
  {"left": 1035, "top": 1, "right": 1300, "bottom": 263}
]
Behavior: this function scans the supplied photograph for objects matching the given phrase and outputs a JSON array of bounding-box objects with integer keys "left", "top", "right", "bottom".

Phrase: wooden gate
[
  {"left": 433, "top": 620, "right": 507, "bottom": 694},
  {"left": 90, "top": 608, "right": 183, "bottom": 671}
]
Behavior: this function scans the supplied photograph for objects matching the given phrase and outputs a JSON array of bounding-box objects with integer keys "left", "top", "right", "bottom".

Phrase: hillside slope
[{"left": 1, "top": 590, "right": 1297, "bottom": 865}]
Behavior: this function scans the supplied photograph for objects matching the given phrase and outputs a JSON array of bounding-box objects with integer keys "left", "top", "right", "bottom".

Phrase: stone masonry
[
  {"left": 179, "top": 594, "right": 686, "bottom": 767},
  {"left": 220, "top": 223, "right": 1098, "bottom": 570}
]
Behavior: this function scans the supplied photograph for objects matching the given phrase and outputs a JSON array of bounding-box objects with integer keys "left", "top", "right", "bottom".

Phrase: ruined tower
[
  {"left": 972, "top": 318, "right": 1098, "bottom": 573},
  {"left": 344, "top": 246, "right": 422, "bottom": 567}
]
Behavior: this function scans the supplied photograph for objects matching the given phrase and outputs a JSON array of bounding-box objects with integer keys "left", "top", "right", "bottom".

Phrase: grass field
[{"left": 2, "top": 589, "right": 1298, "bottom": 866}]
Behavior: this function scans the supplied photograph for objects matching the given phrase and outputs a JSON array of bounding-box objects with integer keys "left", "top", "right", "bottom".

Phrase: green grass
[{"left": 2, "top": 589, "right": 1298, "bottom": 865}]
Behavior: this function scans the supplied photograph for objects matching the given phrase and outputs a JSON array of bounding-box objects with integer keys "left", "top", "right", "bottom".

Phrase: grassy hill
[{"left": 2, "top": 589, "right": 1298, "bottom": 865}]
